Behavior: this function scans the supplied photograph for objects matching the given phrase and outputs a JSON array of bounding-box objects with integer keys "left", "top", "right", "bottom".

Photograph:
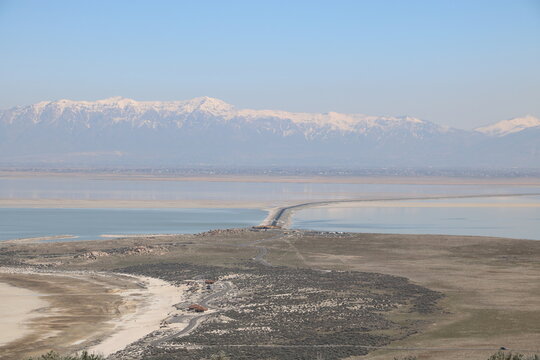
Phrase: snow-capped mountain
[
  {"left": 475, "top": 115, "right": 540, "bottom": 137},
  {"left": 0, "top": 97, "right": 537, "bottom": 168},
  {"left": 0, "top": 96, "right": 444, "bottom": 138}
]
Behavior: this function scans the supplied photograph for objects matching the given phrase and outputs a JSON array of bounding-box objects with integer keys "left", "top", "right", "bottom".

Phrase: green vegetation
[
  {"left": 28, "top": 351, "right": 104, "bottom": 360},
  {"left": 5, "top": 229, "right": 539, "bottom": 360},
  {"left": 393, "top": 353, "right": 540, "bottom": 360},
  {"left": 117, "top": 261, "right": 440, "bottom": 360},
  {"left": 487, "top": 352, "right": 540, "bottom": 360},
  {"left": 209, "top": 351, "right": 231, "bottom": 360},
  {"left": 23, "top": 349, "right": 540, "bottom": 360}
]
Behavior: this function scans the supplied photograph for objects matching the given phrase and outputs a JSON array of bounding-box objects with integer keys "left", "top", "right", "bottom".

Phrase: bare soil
[{"left": 0, "top": 228, "right": 539, "bottom": 359}]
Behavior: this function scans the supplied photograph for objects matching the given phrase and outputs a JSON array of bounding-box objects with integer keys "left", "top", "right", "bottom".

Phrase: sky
[{"left": 0, "top": 0, "right": 539, "bottom": 129}]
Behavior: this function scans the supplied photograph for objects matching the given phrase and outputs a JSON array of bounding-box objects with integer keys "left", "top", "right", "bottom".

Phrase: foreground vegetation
[
  {"left": 487, "top": 353, "right": 540, "bottom": 360},
  {"left": 28, "top": 351, "right": 540, "bottom": 360},
  {"left": 395, "top": 353, "right": 540, "bottom": 360},
  {"left": 3, "top": 228, "right": 538, "bottom": 360},
  {"left": 28, "top": 351, "right": 104, "bottom": 360},
  {"left": 111, "top": 261, "right": 441, "bottom": 360}
]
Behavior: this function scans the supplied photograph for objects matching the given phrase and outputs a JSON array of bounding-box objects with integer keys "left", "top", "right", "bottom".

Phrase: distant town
[{"left": 1, "top": 166, "right": 539, "bottom": 178}]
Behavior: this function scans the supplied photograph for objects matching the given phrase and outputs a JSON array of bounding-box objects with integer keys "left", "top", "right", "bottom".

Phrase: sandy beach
[
  {"left": 0, "top": 172, "right": 539, "bottom": 359},
  {"left": 0, "top": 282, "right": 48, "bottom": 347},
  {"left": 89, "top": 275, "right": 187, "bottom": 356},
  {"left": 0, "top": 268, "right": 186, "bottom": 360},
  {"left": 2, "top": 235, "right": 79, "bottom": 244},
  {"left": 0, "top": 227, "right": 539, "bottom": 359}
]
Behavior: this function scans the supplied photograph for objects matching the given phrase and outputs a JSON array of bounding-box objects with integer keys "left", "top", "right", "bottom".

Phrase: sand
[
  {"left": 0, "top": 282, "right": 48, "bottom": 347},
  {"left": 2, "top": 235, "right": 79, "bottom": 244},
  {"left": 2, "top": 228, "right": 539, "bottom": 359},
  {"left": 89, "top": 275, "right": 187, "bottom": 356},
  {"left": 0, "top": 268, "right": 187, "bottom": 360}
]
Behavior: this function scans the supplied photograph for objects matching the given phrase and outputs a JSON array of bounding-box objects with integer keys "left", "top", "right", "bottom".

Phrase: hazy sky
[{"left": 0, "top": 0, "right": 539, "bottom": 129}]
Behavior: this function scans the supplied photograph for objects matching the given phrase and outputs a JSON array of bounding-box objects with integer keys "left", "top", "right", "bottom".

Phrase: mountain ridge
[
  {"left": 2, "top": 96, "right": 433, "bottom": 131},
  {"left": 475, "top": 115, "right": 540, "bottom": 137},
  {"left": 0, "top": 97, "right": 538, "bottom": 168},
  {"left": 4, "top": 96, "right": 537, "bottom": 135}
]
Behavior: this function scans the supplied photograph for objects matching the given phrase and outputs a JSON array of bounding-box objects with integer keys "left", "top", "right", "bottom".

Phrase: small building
[
  {"left": 204, "top": 280, "right": 215, "bottom": 285},
  {"left": 188, "top": 304, "right": 208, "bottom": 312}
]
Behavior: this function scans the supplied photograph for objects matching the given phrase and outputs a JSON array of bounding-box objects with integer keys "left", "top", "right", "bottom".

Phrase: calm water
[
  {"left": 292, "top": 196, "right": 540, "bottom": 240},
  {"left": 1, "top": 176, "right": 539, "bottom": 202},
  {"left": 0, "top": 208, "right": 266, "bottom": 242},
  {"left": 1, "top": 176, "right": 540, "bottom": 241}
]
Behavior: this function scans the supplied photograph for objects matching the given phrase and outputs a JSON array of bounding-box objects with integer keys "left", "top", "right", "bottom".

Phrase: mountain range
[{"left": 0, "top": 96, "right": 538, "bottom": 168}]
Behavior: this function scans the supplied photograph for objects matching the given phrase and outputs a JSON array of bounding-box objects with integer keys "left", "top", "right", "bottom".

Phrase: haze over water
[
  {"left": 1, "top": 176, "right": 539, "bottom": 241},
  {"left": 0, "top": 208, "right": 265, "bottom": 242},
  {"left": 292, "top": 196, "right": 540, "bottom": 241},
  {"left": 1, "top": 176, "right": 539, "bottom": 202}
]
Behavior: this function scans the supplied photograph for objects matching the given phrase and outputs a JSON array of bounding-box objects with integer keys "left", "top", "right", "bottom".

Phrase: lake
[
  {"left": 291, "top": 195, "right": 540, "bottom": 240},
  {"left": 0, "top": 208, "right": 266, "bottom": 242},
  {"left": 1, "top": 176, "right": 539, "bottom": 203},
  {"left": 1, "top": 175, "right": 540, "bottom": 241}
]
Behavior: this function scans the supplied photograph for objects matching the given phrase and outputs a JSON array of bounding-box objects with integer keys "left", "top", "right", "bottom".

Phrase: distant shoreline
[
  {"left": 2, "top": 170, "right": 540, "bottom": 186},
  {"left": 264, "top": 192, "right": 540, "bottom": 228},
  {"left": 1, "top": 229, "right": 539, "bottom": 360},
  {"left": 1, "top": 235, "right": 79, "bottom": 244},
  {"left": 2, "top": 193, "right": 539, "bottom": 243},
  {"left": 0, "top": 198, "right": 273, "bottom": 209}
]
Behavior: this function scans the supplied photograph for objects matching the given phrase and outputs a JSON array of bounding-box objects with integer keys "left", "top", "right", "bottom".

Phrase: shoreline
[
  {"left": 88, "top": 274, "right": 187, "bottom": 356},
  {"left": 0, "top": 282, "right": 48, "bottom": 347},
  {"left": 0, "top": 198, "right": 276, "bottom": 209},
  {"left": 0, "top": 229, "right": 539, "bottom": 360},
  {"left": 264, "top": 192, "right": 540, "bottom": 228},
  {"left": 2, "top": 235, "right": 79, "bottom": 244},
  {"left": 2, "top": 170, "right": 540, "bottom": 185},
  {"left": 0, "top": 268, "right": 186, "bottom": 360},
  {"left": 1, "top": 193, "right": 539, "bottom": 244}
]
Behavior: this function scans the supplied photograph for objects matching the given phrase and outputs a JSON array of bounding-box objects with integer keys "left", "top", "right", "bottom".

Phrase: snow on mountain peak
[
  {"left": 20, "top": 96, "right": 237, "bottom": 116},
  {"left": 180, "top": 96, "right": 235, "bottom": 115},
  {"left": 1, "top": 97, "right": 538, "bottom": 168},
  {"left": 1, "top": 96, "right": 443, "bottom": 136},
  {"left": 402, "top": 116, "right": 423, "bottom": 124},
  {"left": 32, "top": 101, "right": 52, "bottom": 112},
  {"left": 96, "top": 96, "right": 137, "bottom": 105},
  {"left": 475, "top": 115, "right": 540, "bottom": 137}
]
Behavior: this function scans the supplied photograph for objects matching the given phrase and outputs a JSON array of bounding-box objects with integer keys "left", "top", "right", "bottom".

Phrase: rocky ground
[
  {"left": 1, "top": 228, "right": 538, "bottom": 360},
  {"left": 110, "top": 262, "right": 441, "bottom": 360}
]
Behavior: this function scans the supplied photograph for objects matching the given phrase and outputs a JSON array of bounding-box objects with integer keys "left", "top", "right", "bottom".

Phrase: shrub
[
  {"left": 28, "top": 351, "right": 104, "bottom": 360},
  {"left": 209, "top": 351, "right": 231, "bottom": 360},
  {"left": 488, "top": 351, "right": 540, "bottom": 360},
  {"left": 393, "top": 353, "right": 539, "bottom": 360}
]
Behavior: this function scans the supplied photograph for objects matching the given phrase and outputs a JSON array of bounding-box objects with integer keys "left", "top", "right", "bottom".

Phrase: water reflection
[
  {"left": 292, "top": 196, "right": 540, "bottom": 240},
  {"left": 0, "top": 208, "right": 266, "bottom": 242}
]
